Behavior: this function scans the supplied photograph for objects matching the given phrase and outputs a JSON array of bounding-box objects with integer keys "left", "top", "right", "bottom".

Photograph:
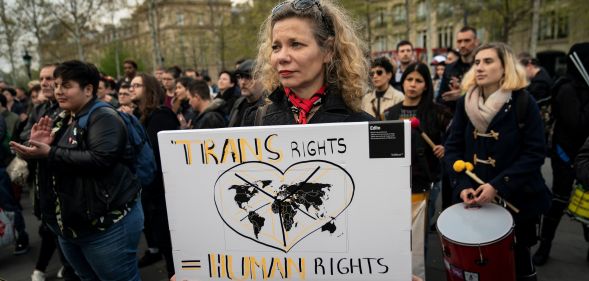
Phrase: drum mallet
[
  {"left": 453, "top": 160, "right": 520, "bottom": 213},
  {"left": 410, "top": 117, "right": 436, "bottom": 149}
]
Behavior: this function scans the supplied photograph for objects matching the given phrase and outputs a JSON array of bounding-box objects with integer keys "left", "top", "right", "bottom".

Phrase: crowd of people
[{"left": 0, "top": 1, "right": 588, "bottom": 281}]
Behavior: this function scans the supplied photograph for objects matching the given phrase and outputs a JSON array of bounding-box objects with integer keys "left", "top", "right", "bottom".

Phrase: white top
[{"left": 437, "top": 203, "right": 513, "bottom": 245}]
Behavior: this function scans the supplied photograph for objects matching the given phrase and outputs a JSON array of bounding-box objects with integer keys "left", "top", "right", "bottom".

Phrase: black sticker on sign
[{"left": 368, "top": 121, "right": 404, "bottom": 158}]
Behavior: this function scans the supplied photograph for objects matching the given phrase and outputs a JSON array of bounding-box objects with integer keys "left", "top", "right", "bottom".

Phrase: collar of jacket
[
  {"left": 194, "top": 98, "right": 225, "bottom": 121},
  {"left": 72, "top": 98, "right": 99, "bottom": 120},
  {"left": 371, "top": 85, "right": 399, "bottom": 102},
  {"left": 267, "top": 85, "right": 349, "bottom": 113}
]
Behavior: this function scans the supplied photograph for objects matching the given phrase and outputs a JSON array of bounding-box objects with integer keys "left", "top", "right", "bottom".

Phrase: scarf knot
[{"left": 284, "top": 86, "right": 327, "bottom": 124}]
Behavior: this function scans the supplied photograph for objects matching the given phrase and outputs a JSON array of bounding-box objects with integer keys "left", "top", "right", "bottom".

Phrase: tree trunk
[
  {"left": 0, "top": 0, "right": 18, "bottom": 83},
  {"left": 425, "top": 0, "right": 433, "bottom": 63},
  {"left": 148, "top": 0, "right": 162, "bottom": 71},
  {"left": 530, "top": 0, "right": 540, "bottom": 57},
  {"left": 404, "top": 0, "right": 410, "bottom": 39},
  {"left": 74, "top": 22, "right": 85, "bottom": 61}
]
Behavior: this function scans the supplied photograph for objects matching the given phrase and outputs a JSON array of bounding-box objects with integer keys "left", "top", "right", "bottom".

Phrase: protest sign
[{"left": 158, "top": 121, "right": 411, "bottom": 280}]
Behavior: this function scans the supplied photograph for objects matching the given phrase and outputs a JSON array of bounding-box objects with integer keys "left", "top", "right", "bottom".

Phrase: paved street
[{"left": 2, "top": 159, "right": 588, "bottom": 281}]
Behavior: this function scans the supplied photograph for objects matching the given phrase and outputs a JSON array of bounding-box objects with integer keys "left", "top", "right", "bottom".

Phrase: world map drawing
[{"left": 214, "top": 160, "right": 355, "bottom": 252}]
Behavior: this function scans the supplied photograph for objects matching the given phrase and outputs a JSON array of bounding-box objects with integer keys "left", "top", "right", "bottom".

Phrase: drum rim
[{"left": 437, "top": 224, "right": 515, "bottom": 247}]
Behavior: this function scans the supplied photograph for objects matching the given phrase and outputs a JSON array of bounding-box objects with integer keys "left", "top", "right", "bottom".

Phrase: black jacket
[
  {"left": 384, "top": 103, "right": 452, "bottom": 192},
  {"left": 192, "top": 99, "right": 227, "bottom": 129},
  {"left": 528, "top": 67, "right": 553, "bottom": 102},
  {"left": 444, "top": 90, "right": 551, "bottom": 220},
  {"left": 216, "top": 86, "right": 241, "bottom": 117},
  {"left": 436, "top": 59, "right": 472, "bottom": 112},
  {"left": 20, "top": 100, "right": 62, "bottom": 142},
  {"left": 41, "top": 100, "right": 140, "bottom": 237},
  {"left": 552, "top": 79, "right": 589, "bottom": 160},
  {"left": 576, "top": 136, "right": 589, "bottom": 187},
  {"left": 242, "top": 87, "right": 374, "bottom": 126},
  {"left": 143, "top": 106, "right": 180, "bottom": 197},
  {"left": 228, "top": 96, "right": 264, "bottom": 127}
]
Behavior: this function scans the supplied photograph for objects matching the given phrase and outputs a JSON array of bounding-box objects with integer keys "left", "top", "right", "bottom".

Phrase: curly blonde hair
[
  {"left": 254, "top": 0, "right": 369, "bottom": 112},
  {"left": 462, "top": 42, "right": 529, "bottom": 92}
]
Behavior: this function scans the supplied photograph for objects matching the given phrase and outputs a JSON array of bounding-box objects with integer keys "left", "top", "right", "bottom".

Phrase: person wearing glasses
[
  {"left": 241, "top": 0, "right": 373, "bottom": 126},
  {"left": 118, "top": 82, "right": 138, "bottom": 117},
  {"left": 129, "top": 73, "right": 179, "bottom": 278},
  {"left": 444, "top": 43, "right": 551, "bottom": 281},
  {"left": 362, "top": 57, "right": 404, "bottom": 120}
]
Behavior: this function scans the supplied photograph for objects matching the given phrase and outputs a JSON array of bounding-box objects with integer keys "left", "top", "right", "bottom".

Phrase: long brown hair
[{"left": 137, "top": 73, "right": 164, "bottom": 123}]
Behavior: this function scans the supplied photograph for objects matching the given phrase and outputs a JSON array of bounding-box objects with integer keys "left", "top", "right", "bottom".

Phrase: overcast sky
[{"left": 1, "top": 0, "right": 249, "bottom": 75}]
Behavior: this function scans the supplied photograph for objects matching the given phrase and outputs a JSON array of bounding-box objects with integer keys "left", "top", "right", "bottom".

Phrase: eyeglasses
[
  {"left": 271, "top": 0, "right": 334, "bottom": 36},
  {"left": 119, "top": 92, "right": 132, "bottom": 96},
  {"left": 370, "top": 70, "right": 385, "bottom": 77},
  {"left": 130, "top": 83, "right": 143, "bottom": 89}
]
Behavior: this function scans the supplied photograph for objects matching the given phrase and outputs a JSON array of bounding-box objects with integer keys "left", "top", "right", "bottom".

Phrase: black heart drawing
[{"left": 214, "top": 160, "right": 355, "bottom": 252}]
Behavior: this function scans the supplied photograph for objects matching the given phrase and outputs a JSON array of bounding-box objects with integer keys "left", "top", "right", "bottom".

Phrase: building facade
[
  {"left": 39, "top": 0, "right": 232, "bottom": 78},
  {"left": 367, "top": 0, "right": 587, "bottom": 76}
]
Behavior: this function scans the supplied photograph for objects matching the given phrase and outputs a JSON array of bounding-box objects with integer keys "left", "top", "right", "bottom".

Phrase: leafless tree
[
  {"left": 49, "top": 0, "right": 105, "bottom": 61},
  {"left": 17, "top": 0, "right": 52, "bottom": 66},
  {"left": 0, "top": 0, "right": 21, "bottom": 83}
]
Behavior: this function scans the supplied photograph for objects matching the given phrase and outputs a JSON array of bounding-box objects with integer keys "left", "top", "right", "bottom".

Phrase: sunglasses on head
[
  {"left": 271, "top": 0, "right": 334, "bottom": 36},
  {"left": 370, "top": 70, "right": 385, "bottom": 76}
]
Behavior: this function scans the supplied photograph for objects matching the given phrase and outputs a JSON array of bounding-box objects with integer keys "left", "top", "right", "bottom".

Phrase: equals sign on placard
[{"left": 181, "top": 260, "right": 202, "bottom": 270}]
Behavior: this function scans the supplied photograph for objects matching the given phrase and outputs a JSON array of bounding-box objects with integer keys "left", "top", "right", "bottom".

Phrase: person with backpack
[
  {"left": 444, "top": 43, "right": 551, "bottom": 281},
  {"left": 533, "top": 42, "right": 589, "bottom": 266},
  {"left": 9, "top": 60, "right": 143, "bottom": 280},
  {"left": 129, "top": 73, "right": 179, "bottom": 278}
]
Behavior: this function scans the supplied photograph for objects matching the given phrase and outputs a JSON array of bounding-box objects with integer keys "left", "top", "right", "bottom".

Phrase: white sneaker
[
  {"left": 57, "top": 266, "right": 64, "bottom": 278},
  {"left": 31, "top": 270, "right": 46, "bottom": 281}
]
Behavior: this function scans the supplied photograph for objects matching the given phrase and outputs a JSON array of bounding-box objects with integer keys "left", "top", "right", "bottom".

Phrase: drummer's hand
[
  {"left": 433, "top": 145, "right": 445, "bottom": 158},
  {"left": 170, "top": 275, "right": 176, "bottom": 281},
  {"left": 460, "top": 188, "right": 477, "bottom": 205},
  {"left": 474, "top": 183, "right": 497, "bottom": 204},
  {"left": 412, "top": 275, "right": 424, "bottom": 281}
]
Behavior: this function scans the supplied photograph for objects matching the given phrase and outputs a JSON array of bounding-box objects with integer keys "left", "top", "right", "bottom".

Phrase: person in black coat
[
  {"left": 444, "top": 43, "right": 551, "bottom": 281},
  {"left": 242, "top": 0, "right": 373, "bottom": 126},
  {"left": 11, "top": 60, "right": 143, "bottom": 280},
  {"left": 187, "top": 79, "right": 226, "bottom": 129},
  {"left": 384, "top": 62, "right": 452, "bottom": 194},
  {"left": 130, "top": 73, "right": 179, "bottom": 278},
  {"left": 533, "top": 42, "right": 589, "bottom": 265}
]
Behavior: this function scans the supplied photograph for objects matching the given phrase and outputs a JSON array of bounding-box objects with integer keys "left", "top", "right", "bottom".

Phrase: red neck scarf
[{"left": 284, "top": 86, "right": 327, "bottom": 124}]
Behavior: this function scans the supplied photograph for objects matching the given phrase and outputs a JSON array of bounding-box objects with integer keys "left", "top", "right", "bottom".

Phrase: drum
[
  {"left": 567, "top": 184, "right": 589, "bottom": 224},
  {"left": 437, "top": 203, "right": 515, "bottom": 281}
]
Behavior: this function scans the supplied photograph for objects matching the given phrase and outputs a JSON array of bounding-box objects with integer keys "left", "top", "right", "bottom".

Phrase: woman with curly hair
[{"left": 242, "top": 0, "right": 372, "bottom": 126}]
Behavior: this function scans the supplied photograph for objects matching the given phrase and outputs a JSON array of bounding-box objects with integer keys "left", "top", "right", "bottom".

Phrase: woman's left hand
[
  {"left": 9, "top": 140, "right": 51, "bottom": 159},
  {"left": 474, "top": 183, "right": 497, "bottom": 204},
  {"left": 433, "top": 145, "right": 445, "bottom": 159}
]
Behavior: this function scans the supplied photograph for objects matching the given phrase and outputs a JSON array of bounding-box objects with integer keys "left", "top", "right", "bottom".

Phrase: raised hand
[{"left": 30, "top": 116, "right": 54, "bottom": 145}]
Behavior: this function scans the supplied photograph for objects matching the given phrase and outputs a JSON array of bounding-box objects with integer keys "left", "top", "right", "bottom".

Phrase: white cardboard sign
[{"left": 158, "top": 121, "right": 411, "bottom": 280}]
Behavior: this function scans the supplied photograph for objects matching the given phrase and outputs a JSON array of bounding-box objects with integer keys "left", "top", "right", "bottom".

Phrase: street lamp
[{"left": 22, "top": 50, "right": 32, "bottom": 79}]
